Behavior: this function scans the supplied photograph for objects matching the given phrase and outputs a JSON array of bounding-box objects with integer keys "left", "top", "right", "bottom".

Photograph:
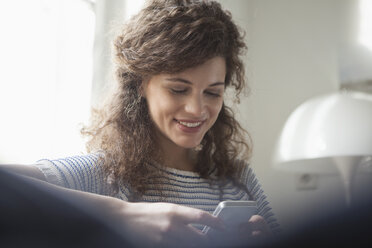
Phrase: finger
[
  {"left": 252, "top": 230, "right": 262, "bottom": 236},
  {"left": 248, "top": 215, "right": 265, "bottom": 224},
  {"left": 239, "top": 215, "right": 264, "bottom": 230},
  {"left": 165, "top": 223, "right": 209, "bottom": 247},
  {"left": 184, "top": 225, "right": 209, "bottom": 243},
  {"left": 176, "top": 207, "right": 225, "bottom": 231},
  {"left": 248, "top": 215, "right": 270, "bottom": 234}
]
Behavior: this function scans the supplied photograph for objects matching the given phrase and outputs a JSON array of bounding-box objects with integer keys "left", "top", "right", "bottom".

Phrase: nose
[{"left": 184, "top": 93, "right": 206, "bottom": 117}]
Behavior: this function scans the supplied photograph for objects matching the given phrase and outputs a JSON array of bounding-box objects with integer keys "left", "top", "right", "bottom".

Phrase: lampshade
[{"left": 274, "top": 90, "right": 372, "bottom": 174}]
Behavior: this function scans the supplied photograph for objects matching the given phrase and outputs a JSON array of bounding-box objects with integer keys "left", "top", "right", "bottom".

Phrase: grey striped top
[{"left": 33, "top": 153, "right": 280, "bottom": 233}]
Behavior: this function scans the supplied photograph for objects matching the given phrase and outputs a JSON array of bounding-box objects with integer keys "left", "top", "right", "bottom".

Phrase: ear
[{"left": 139, "top": 77, "right": 149, "bottom": 98}]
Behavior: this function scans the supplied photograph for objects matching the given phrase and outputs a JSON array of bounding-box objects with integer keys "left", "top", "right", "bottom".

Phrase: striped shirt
[{"left": 33, "top": 153, "right": 280, "bottom": 233}]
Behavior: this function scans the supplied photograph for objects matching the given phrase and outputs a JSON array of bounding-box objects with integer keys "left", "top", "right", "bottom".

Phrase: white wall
[
  {"left": 218, "top": 0, "right": 372, "bottom": 232},
  {"left": 91, "top": 0, "right": 145, "bottom": 107},
  {"left": 91, "top": 0, "right": 126, "bottom": 107}
]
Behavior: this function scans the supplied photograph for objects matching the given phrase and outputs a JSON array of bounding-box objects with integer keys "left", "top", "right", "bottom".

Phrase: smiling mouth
[{"left": 175, "top": 119, "right": 203, "bottom": 128}]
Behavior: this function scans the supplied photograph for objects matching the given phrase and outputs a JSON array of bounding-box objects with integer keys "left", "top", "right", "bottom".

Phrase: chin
[{"left": 175, "top": 140, "right": 202, "bottom": 149}]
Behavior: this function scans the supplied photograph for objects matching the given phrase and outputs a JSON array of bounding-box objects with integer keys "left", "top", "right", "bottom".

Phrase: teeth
[{"left": 178, "top": 121, "right": 202, "bottom": 128}]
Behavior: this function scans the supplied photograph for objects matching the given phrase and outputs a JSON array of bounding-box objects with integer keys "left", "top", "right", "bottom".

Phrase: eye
[
  {"left": 205, "top": 91, "right": 221, "bottom": 97},
  {"left": 170, "top": 88, "right": 187, "bottom": 94}
]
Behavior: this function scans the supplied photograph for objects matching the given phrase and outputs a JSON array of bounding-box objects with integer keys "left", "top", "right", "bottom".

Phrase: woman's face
[{"left": 143, "top": 56, "right": 226, "bottom": 151}]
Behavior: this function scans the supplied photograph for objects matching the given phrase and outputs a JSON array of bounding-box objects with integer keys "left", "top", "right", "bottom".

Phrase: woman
[{"left": 3, "top": 0, "right": 279, "bottom": 247}]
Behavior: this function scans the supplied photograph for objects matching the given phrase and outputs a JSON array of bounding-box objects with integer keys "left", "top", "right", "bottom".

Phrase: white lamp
[{"left": 274, "top": 90, "right": 372, "bottom": 206}]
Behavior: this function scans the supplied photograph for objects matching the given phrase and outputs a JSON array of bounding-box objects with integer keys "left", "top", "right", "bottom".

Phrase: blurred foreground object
[{"left": 0, "top": 169, "right": 129, "bottom": 248}]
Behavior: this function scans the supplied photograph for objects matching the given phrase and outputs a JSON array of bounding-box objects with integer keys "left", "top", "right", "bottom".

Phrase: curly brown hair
[{"left": 82, "top": 0, "right": 252, "bottom": 200}]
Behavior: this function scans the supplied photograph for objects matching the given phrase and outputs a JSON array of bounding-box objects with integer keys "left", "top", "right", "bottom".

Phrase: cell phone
[{"left": 202, "top": 200, "right": 258, "bottom": 236}]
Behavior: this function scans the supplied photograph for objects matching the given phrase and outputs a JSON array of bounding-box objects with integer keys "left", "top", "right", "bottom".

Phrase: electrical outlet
[{"left": 296, "top": 173, "right": 318, "bottom": 190}]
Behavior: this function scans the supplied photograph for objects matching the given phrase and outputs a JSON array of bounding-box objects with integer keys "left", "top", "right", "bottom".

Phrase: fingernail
[{"left": 218, "top": 220, "right": 226, "bottom": 230}]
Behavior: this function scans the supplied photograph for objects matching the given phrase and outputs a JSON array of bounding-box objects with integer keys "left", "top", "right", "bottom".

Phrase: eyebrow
[{"left": 166, "top": 77, "right": 225, "bottom": 87}]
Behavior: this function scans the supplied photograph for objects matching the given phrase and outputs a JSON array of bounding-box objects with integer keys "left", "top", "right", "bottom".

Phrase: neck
[{"left": 157, "top": 140, "right": 196, "bottom": 172}]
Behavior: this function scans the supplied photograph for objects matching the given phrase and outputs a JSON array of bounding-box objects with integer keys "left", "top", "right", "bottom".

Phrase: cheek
[
  {"left": 148, "top": 95, "right": 176, "bottom": 123},
  {"left": 211, "top": 101, "right": 224, "bottom": 119},
  {"left": 206, "top": 102, "right": 223, "bottom": 129}
]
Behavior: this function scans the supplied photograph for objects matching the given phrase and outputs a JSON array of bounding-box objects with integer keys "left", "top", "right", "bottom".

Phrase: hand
[
  {"left": 202, "top": 215, "right": 270, "bottom": 247},
  {"left": 115, "top": 202, "right": 225, "bottom": 247},
  {"left": 239, "top": 215, "right": 271, "bottom": 240}
]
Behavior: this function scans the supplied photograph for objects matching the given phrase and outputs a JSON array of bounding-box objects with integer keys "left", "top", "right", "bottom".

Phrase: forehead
[
  {"left": 168, "top": 57, "right": 226, "bottom": 83},
  {"left": 144, "top": 56, "right": 226, "bottom": 89},
  {"left": 180, "top": 56, "right": 225, "bottom": 74}
]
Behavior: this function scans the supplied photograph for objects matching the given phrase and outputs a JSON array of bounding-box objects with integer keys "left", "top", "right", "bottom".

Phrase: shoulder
[
  {"left": 232, "top": 159, "right": 264, "bottom": 197},
  {"left": 232, "top": 159, "right": 254, "bottom": 181}
]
